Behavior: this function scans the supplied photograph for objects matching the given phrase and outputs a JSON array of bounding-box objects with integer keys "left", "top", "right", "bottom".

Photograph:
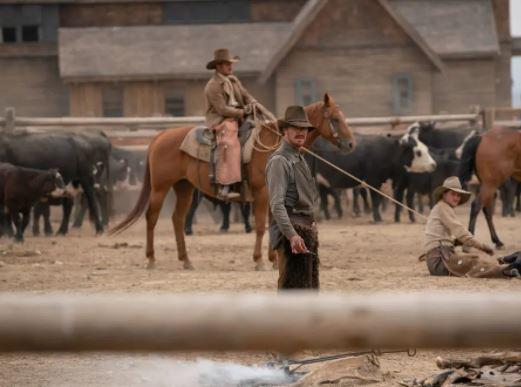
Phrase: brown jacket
[{"left": 204, "top": 73, "right": 255, "bottom": 128}]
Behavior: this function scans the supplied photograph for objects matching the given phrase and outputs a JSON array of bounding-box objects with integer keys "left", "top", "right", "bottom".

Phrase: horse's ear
[{"left": 324, "top": 93, "right": 331, "bottom": 106}]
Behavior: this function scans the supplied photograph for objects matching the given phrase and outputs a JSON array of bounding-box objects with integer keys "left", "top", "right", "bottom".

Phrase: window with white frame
[
  {"left": 392, "top": 74, "right": 413, "bottom": 114},
  {"left": 295, "top": 78, "right": 317, "bottom": 106}
]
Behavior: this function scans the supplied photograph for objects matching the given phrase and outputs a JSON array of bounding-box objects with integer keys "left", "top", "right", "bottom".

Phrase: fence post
[
  {"left": 483, "top": 107, "right": 495, "bottom": 131},
  {"left": 4, "top": 107, "right": 15, "bottom": 133}
]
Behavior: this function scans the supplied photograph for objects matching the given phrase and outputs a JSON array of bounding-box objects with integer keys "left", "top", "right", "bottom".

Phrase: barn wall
[
  {"left": 432, "top": 59, "right": 496, "bottom": 113},
  {"left": 59, "top": 3, "right": 163, "bottom": 27},
  {"left": 275, "top": 0, "right": 434, "bottom": 116},
  {"left": 123, "top": 81, "right": 164, "bottom": 116},
  {"left": 251, "top": 0, "right": 306, "bottom": 22},
  {"left": 182, "top": 77, "right": 275, "bottom": 117},
  {"left": 492, "top": 0, "right": 510, "bottom": 43},
  {"left": 495, "top": 42, "right": 512, "bottom": 107},
  {"left": 69, "top": 83, "right": 102, "bottom": 116},
  {"left": 0, "top": 56, "right": 68, "bottom": 116}
]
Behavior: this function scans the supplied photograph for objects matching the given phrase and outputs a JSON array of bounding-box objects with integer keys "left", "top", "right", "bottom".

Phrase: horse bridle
[{"left": 322, "top": 106, "right": 342, "bottom": 146}]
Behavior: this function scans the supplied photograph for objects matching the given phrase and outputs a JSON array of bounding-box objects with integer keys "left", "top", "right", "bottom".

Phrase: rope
[
  {"left": 255, "top": 117, "right": 428, "bottom": 222},
  {"left": 302, "top": 147, "right": 428, "bottom": 222},
  {"left": 251, "top": 105, "right": 282, "bottom": 152}
]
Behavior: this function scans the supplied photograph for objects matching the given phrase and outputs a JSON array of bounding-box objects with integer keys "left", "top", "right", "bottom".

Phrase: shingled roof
[
  {"left": 59, "top": 23, "right": 292, "bottom": 81},
  {"left": 59, "top": 0, "right": 501, "bottom": 81},
  {"left": 390, "top": 0, "right": 500, "bottom": 58}
]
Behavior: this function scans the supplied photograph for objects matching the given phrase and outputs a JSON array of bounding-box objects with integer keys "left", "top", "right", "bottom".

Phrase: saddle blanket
[{"left": 179, "top": 125, "right": 258, "bottom": 164}]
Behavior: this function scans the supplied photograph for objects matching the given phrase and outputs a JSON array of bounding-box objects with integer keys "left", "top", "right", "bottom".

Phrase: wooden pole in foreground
[{"left": 1, "top": 292, "right": 520, "bottom": 353}]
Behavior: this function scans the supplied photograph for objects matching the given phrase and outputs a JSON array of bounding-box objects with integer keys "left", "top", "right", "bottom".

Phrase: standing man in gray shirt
[{"left": 266, "top": 105, "right": 319, "bottom": 290}]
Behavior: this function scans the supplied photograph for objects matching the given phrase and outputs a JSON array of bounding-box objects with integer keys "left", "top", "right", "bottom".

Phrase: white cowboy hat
[{"left": 433, "top": 176, "right": 472, "bottom": 205}]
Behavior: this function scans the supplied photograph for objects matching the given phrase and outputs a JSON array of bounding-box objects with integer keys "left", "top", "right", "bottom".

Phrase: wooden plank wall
[
  {"left": 275, "top": 0, "right": 434, "bottom": 117},
  {"left": 0, "top": 57, "right": 69, "bottom": 116},
  {"left": 59, "top": 3, "right": 162, "bottom": 27},
  {"left": 69, "top": 83, "right": 102, "bottom": 117},
  {"left": 123, "top": 81, "right": 164, "bottom": 117}
]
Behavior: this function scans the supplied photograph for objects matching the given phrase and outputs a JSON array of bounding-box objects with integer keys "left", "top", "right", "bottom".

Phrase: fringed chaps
[{"left": 278, "top": 223, "right": 319, "bottom": 290}]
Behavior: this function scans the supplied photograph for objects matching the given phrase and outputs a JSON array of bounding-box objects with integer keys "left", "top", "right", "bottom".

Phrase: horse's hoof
[
  {"left": 255, "top": 262, "right": 267, "bottom": 271},
  {"left": 183, "top": 261, "right": 195, "bottom": 270},
  {"left": 495, "top": 244, "right": 506, "bottom": 251},
  {"left": 146, "top": 261, "right": 155, "bottom": 270}
]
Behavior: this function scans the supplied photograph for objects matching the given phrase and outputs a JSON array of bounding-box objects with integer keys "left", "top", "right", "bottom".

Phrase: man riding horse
[{"left": 205, "top": 48, "right": 257, "bottom": 200}]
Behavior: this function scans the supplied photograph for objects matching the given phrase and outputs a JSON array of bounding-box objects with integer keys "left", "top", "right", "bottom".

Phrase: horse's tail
[
  {"left": 107, "top": 155, "right": 151, "bottom": 236},
  {"left": 458, "top": 134, "right": 481, "bottom": 188}
]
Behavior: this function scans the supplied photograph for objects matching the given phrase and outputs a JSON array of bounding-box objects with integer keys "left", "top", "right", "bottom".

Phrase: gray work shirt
[{"left": 266, "top": 140, "right": 318, "bottom": 249}]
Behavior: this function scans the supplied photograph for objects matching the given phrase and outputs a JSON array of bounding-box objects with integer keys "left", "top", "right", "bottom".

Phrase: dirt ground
[{"left": 0, "top": 201, "right": 520, "bottom": 386}]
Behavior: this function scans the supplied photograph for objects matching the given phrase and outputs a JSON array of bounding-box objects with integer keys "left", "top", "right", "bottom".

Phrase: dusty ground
[{"left": 0, "top": 202, "right": 520, "bottom": 386}]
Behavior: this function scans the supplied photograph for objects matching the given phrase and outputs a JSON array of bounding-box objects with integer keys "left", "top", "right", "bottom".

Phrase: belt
[{"left": 285, "top": 206, "right": 315, "bottom": 227}]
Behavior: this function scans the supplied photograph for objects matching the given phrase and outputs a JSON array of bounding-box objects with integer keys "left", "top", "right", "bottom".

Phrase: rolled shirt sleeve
[{"left": 266, "top": 156, "right": 298, "bottom": 240}]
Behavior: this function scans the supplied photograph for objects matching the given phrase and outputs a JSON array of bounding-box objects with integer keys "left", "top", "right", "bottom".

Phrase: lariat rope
[{"left": 252, "top": 105, "right": 428, "bottom": 222}]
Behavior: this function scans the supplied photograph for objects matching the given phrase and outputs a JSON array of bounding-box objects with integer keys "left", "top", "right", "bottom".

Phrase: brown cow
[{"left": 0, "top": 162, "right": 65, "bottom": 242}]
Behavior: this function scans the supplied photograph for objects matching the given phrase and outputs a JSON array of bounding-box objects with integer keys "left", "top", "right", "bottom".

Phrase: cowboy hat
[
  {"left": 206, "top": 48, "right": 240, "bottom": 70},
  {"left": 433, "top": 176, "right": 472, "bottom": 205},
  {"left": 277, "top": 105, "right": 315, "bottom": 130}
]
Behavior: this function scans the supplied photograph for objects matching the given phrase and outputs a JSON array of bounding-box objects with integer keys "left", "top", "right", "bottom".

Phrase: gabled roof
[
  {"left": 258, "top": 0, "right": 329, "bottom": 83},
  {"left": 59, "top": 23, "right": 292, "bottom": 81},
  {"left": 58, "top": 0, "right": 501, "bottom": 82},
  {"left": 390, "top": 0, "right": 500, "bottom": 58}
]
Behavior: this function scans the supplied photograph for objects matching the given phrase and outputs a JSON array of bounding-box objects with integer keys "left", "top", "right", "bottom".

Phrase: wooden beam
[
  {"left": 1, "top": 292, "right": 521, "bottom": 352},
  {"left": 1, "top": 113, "right": 478, "bottom": 132}
]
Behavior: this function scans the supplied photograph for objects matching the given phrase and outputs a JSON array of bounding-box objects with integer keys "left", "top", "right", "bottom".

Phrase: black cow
[
  {"left": 0, "top": 130, "right": 110, "bottom": 235},
  {"left": 111, "top": 147, "right": 147, "bottom": 185},
  {"left": 316, "top": 186, "right": 370, "bottom": 220},
  {"left": 184, "top": 189, "right": 252, "bottom": 235},
  {"left": 70, "top": 147, "right": 146, "bottom": 230},
  {"left": 317, "top": 185, "right": 343, "bottom": 220},
  {"left": 409, "top": 121, "right": 477, "bottom": 149},
  {"left": 394, "top": 148, "right": 460, "bottom": 223},
  {"left": 0, "top": 162, "right": 65, "bottom": 242},
  {"left": 393, "top": 122, "right": 478, "bottom": 223},
  {"left": 71, "top": 154, "right": 130, "bottom": 229},
  {"left": 312, "top": 132, "right": 436, "bottom": 223}
]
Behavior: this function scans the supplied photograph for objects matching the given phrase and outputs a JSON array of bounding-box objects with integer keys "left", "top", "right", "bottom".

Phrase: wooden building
[{"left": 0, "top": 0, "right": 514, "bottom": 118}]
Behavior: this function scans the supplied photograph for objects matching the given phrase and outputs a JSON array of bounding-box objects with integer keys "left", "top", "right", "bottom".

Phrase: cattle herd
[
  {"left": 0, "top": 129, "right": 146, "bottom": 241},
  {"left": 0, "top": 122, "right": 518, "bottom": 244}
]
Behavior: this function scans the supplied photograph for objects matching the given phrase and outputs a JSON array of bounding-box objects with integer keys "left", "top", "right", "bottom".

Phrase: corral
[{"left": 0, "top": 203, "right": 520, "bottom": 385}]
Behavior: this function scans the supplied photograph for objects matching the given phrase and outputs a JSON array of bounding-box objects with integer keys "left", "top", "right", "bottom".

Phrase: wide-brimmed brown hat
[
  {"left": 277, "top": 105, "right": 315, "bottom": 130},
  {"left": 433, "top": 176, "right": 472, "bottom": 205},
  {"left": 206, "top": 48, "right": 240, "bottom": 70}
]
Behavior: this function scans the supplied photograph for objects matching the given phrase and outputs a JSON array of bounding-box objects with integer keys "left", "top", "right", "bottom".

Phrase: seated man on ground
[{"left": 424, "top": 176, "right": 521, "bottom": 278}]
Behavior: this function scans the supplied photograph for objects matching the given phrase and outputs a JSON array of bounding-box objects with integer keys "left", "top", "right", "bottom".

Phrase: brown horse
[
  {"left": 459, "top": 125, "right": 521, "bottom": 248},
  {"left": 109, "top": 93, "right": 355, "bottom": 270}
]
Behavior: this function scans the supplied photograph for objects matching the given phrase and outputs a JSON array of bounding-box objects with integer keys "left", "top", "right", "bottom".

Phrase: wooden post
[
  {"left": 1, "top": 292, "right": 521, "bottom": 352},
  {"left": 483, "top": 107, "right": 495, "bottom": 131},
  {"left": 4, "top": 107, "right": 15, "bottom": 133}
]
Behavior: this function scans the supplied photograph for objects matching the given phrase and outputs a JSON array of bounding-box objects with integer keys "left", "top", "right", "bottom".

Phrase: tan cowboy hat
[
  {"left": 433, "top": 176, "right": 472, "bottom": 205},
  {"left": 206, "top": 48, "right": 240, "bottom": 70},
  {"left": 277, "top": 105, "right": 315, "bottom": 130}
]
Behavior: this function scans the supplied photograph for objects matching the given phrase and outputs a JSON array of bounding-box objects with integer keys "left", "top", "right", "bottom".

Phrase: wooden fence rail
[
  {"left": 1, "top": 292, "right": 520, "bottom": 353},
  {"left": 0, "top": 107, "right": 480, "bottom": 134}
]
